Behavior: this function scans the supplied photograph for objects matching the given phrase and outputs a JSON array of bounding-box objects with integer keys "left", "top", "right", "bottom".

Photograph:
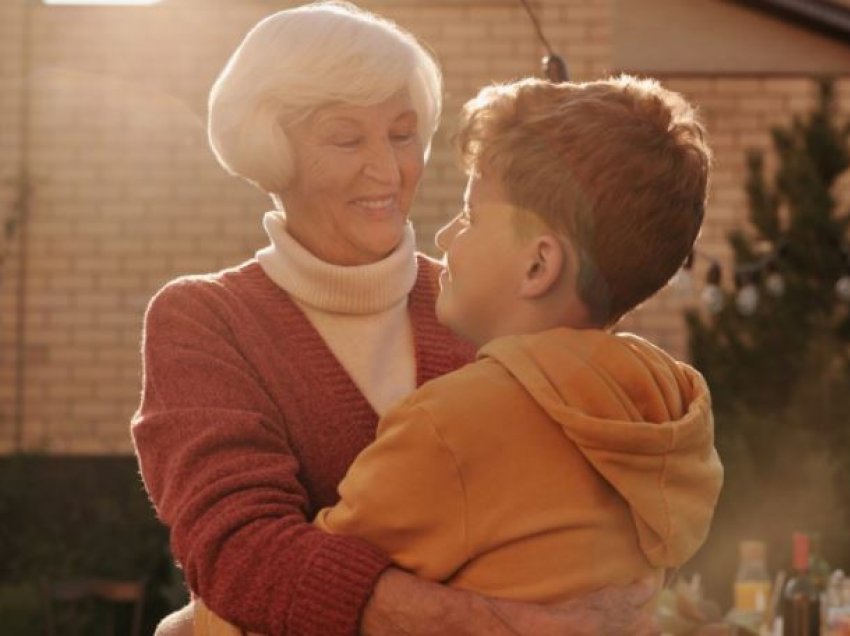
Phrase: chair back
[{"left": 41, "top": 577, "right": 146, "bottom": 636}]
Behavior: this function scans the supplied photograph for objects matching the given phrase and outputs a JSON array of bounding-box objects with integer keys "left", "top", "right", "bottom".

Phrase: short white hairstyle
[{"left": 208, "top": 1, "right": 443, "bottom": 194}]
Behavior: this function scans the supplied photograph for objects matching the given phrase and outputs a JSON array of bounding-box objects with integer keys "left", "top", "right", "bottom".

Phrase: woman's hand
[
  {"left": 362, "top": 568, "right": 660, "bottom": 636},
  {"left": 488, "top": 577, "right": 661, "bottom": 636}
]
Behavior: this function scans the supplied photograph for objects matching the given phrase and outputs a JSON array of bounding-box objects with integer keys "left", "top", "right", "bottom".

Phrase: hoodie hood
[{"left": 479, "top": 328, "right": 723, "bottom": 568}]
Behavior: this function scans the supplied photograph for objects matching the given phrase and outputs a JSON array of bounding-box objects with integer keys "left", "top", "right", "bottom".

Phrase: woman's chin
[
  {"left": 359, "top": 224, "right": 407, "bottom": 258},
  {"left": 365, "top": 207, "right": 401, "bottom": 224}
]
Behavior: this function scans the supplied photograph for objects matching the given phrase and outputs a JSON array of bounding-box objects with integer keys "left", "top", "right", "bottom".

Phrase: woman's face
[{"left": 281, "top": 90, "right": 425, "bottom": 266}]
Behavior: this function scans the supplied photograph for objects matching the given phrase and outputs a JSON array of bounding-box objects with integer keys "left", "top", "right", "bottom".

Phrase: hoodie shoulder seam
[{"left": 656, "top": 424, "right": 677, "bottom": 551}]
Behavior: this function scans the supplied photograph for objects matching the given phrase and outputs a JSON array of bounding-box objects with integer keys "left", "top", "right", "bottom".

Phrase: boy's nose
[{"left": 434, "top": 216, "right": 461, "bottom": 252}]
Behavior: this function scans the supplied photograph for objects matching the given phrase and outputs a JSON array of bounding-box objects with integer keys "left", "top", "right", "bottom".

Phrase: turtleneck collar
[{"left": 256, "top": 211, "right": 418, "bottom": 315}]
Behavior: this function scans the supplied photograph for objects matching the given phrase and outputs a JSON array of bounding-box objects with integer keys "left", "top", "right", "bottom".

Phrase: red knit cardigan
[{"left": 131, "top": 255, "right": 474, "bottom": 636}]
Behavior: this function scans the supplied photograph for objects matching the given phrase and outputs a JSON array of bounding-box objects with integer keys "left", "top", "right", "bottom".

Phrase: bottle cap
[
  {"left": 740, "top": 540, "right": 766, "bottom": 563},
  {"left": 792, "top": 532, "right": 810, "bottom": 571}
]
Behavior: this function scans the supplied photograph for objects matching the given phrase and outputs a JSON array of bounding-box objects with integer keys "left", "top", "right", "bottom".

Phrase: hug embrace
[{"left": 131, "top": 2, "right": 723, "bottom": 635}]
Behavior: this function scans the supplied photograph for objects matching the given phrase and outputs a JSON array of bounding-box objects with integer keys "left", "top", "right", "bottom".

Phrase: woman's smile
[{"left": 351, "top": 195, "right": 399, "bottom": 218}]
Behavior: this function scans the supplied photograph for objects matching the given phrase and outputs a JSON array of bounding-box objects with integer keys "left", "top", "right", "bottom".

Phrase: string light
[
  {"left": 671, "top": 251, "right": 695, "bottom": 295},
  {"left": 700, "top": 262, "right": 725, "bottom": 315},
  {"left": 764, "top": 259, "right": 786, "bottom": 298},
  {"left": 682, "top": 238, "right": 850, "bottom": 315},
  {"left": 837, "top": 276, "right": 850, "bottom": 302},
  {"left": 735, "top": 271, "right": 760, "bottom": 316},
  {"left": 838, "top": 245, "right": 850, "bottom": 303}
]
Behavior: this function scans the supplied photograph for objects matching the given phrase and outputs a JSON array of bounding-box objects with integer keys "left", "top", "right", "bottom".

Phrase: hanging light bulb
[
  {"left": 736, "top": 281, "right": 760, "bottom": 315},
  {"left": 519, "top": 0, "right": 570, "bottom": 84},
  {"left": 764, "top": 259, "right": 785, "bottom": 297},
  {"left": 838, "top": 244, "right": 850, "bottom": 303},
  {"left": 542, "top": 54, "right": 569, "bottom": 83},
  {"left": 702, "top": 286, "right": 725, "bottom": 314},
  {"left": 701, "top": 262, "right": 724, "bottom": 314},
  {"left": 837, "top": 274, "right": 850, "bottom": 303},
  {"left": 672, "top": 269, "right": 694, "bottom": 293}
]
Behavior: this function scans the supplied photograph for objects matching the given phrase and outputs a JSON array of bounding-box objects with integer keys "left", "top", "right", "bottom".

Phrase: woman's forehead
[{"left": 311, "top": 91, "right": 417, "bottom": 127}]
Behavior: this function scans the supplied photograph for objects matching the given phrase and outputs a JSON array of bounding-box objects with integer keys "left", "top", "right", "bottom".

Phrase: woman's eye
[
  {"left": 331, "top": 137, "right": 362, "bottom": 148},
  {"left": 391, "top": 131, "right": 416, "bottom": 144}
]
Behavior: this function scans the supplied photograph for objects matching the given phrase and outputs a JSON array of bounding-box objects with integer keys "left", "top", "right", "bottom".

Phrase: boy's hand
[{"left": 362, "top": 568, "right": 660, "bottom": 635}]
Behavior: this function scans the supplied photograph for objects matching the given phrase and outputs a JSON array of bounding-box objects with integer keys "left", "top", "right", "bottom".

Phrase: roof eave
[{"left": 729, "top": 0, "right": 850, "bottom": 44}]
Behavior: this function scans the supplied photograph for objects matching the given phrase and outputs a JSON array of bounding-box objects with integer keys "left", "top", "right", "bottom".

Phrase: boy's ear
[{"left": 519, "top": 235, "right": 566, "bottom": 299}]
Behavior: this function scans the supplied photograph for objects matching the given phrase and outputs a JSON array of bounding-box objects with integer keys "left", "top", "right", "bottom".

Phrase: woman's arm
[
  {"left": 363, "top": 569, "right": 660, "bottom": 636},
  {"left": 133, "top": 280, "right": 391, "bottom": 636},
  {"left": 166, "top": 571, "right": 659, "bottom": 636}
]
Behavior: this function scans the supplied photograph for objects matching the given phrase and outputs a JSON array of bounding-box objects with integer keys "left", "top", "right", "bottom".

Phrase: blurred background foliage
[
  {"left": 0, "top": 455, "right": 187, "bottom": 634},
  {"left": 684, "top": 78, "right": 850, "bottom": 608}
]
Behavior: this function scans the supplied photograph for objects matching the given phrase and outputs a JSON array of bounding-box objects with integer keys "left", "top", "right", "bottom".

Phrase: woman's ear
[{"left": 519, "top": 235, "right": 566, "bottom": 299}]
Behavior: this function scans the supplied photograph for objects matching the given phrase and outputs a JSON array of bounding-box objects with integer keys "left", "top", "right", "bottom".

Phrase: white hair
[{"left": 208, "top": 1, "right": 442, "bottom": 194}]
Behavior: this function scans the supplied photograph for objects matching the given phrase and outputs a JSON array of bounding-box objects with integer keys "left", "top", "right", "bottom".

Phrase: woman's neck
[{"left": 255, "top": 211, "right": 418, "bottom": 315}]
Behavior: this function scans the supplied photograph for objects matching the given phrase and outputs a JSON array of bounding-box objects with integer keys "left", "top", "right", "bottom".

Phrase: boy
[
  {"left": 200, "top": 74, "right": 722, "bottom": 632},
  {"left": 315, "top": 74, "right": 722, "bottom": 600}
]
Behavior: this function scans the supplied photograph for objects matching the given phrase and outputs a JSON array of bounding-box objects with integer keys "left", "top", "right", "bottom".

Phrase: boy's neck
[{"left": 470, "top": 299, "right": 597, "bottom": 349}]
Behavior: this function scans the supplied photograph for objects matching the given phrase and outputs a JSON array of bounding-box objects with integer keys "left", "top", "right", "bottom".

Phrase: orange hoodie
[
  {"left": 195, "top": 328, "right": 724, "bottom": 635},
  {"left": 314, "top": 327, "right": 723, "bottom": 603}
]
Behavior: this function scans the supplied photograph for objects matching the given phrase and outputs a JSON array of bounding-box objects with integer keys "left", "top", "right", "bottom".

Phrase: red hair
[{"left": 457, "top": 75, "right": 711, "bottom": 326}]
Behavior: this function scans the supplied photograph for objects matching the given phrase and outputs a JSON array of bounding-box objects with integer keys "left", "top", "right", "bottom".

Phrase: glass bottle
[
  {"left": 825, "top": 570, "right": 847, "bottom": 636},
  {"left": 783, "top": 532, "right": 821, "bottom": 636},
  {"left": 809, "top": 532, "right": 831, "bottom": 593},
  {"left": 735, "top": 540, "right": 772, "bottom": 615}
]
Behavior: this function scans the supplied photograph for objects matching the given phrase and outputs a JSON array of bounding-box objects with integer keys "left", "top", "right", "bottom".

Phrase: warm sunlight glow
[{"left": 43, "top": 0, "right": 161, "bottom": 5}]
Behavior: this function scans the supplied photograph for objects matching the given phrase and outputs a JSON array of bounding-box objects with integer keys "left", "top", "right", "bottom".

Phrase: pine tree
[
  {"left": 687, "top": 79, "right": 850, "bottom": 415},
  {"left": 683, "top": 79, "right": 850, "bottom": 604}
]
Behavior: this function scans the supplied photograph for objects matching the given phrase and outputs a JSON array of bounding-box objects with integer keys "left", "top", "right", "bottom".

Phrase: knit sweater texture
[{"left": 131, "top": 255, "right": 474, "bottom": 636}]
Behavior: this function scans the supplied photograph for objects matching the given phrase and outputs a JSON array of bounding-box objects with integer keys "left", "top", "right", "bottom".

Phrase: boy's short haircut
[{"left": 456, "top": 75, "right": 711, "bottom": 327}]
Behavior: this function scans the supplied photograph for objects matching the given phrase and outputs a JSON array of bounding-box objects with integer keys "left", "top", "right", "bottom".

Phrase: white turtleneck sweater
[{"left": 256, "top": 211, "right": 418, "bottom": 416}]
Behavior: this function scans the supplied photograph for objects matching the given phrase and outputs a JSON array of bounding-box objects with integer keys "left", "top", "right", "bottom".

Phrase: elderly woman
[{"left": 132, "top": 3, "right": 657, "bottom": 635}]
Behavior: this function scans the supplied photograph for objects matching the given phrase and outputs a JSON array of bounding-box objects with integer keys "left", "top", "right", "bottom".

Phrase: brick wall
[
  {"left": 618, "top": 77, "right": 850, "bottom": 359},
  {"left": 0, "top": 0, "right": 847, "bottom": 454},
  {"left": 0, "top": 0, "right": 611, "bottom": 453}
]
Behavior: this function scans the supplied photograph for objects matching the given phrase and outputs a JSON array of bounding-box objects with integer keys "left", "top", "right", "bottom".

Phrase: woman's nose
[
  {"left": 362, "top": 141, "right": 401, "bottom": 185},
  {"left": 435, "top": 216, "right": 460, "bottom": 252}
]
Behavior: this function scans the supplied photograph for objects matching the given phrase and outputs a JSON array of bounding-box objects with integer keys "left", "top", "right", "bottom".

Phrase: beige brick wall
[
  {"left": 0, "top": 0, "right": 26, "bottom": 452},
  {"left": 1, "top": 0, "right": 847, "bottom": 454},
  {"left": 0, "top": 0, "right": 611, "bottom": 454}
]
